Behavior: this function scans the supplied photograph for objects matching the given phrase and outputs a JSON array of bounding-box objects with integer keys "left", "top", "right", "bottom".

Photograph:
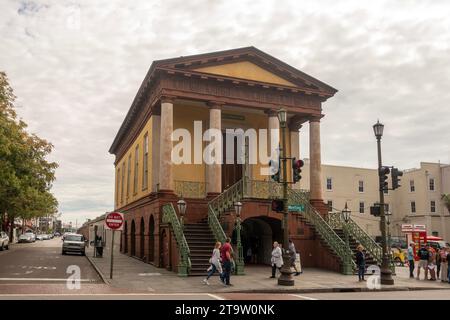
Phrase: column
[
  {"left": 290, "top": 125, "right": 301, "bottom": 189},
  {"left": 207, "top": 102, "right": 222, "bottom": 195},
  {"left": 151, "top": 110, "right": 161, "bottom": 192},
  {"left": 267, "top": 110, "right": 280, "bottom": 155},
  {"left": 159, "top": 97, "right": 174, "bottom": 192},
  {"left": 309, "top": 116, "right": 325, "bottom": 212}
]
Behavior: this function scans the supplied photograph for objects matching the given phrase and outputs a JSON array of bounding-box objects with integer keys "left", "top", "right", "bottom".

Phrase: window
[
  {"left": 411, "top": 201, "right": 416, "bottom": 213},
  {"left": 327, "top": 200, "right": 333, "bottom": 212},
  {"left": 410, "top": 180, "right": 415, "bottom": 192},
  {"left": 359, "top": 201, "right": 365, "bottom": 214},
  {"left": 431, "top": 201, "right": 436, "bottom": 213},
  {"left": 358, "top": 180, "right": 364, "bottom": 193},
  {"left": 326, "top": 178, "right": 332, "bottom": 190},
  {"left": 126, "top": 155, "right": 131, "bottom": 198},
  {"left": 142, "top": 134, "right": 149, "bottom": 190},
  {"left": 429, "top": 178, "right": 435, "bottom": 191},
  {"left": 121, "top": 162, "right": 125, "bottom": 203},
  {"left": 432, "top": 231, "right": 439, "bottom": 237},
  {"left": 134, "top": 145, "right": 139, "bottom": 194}
]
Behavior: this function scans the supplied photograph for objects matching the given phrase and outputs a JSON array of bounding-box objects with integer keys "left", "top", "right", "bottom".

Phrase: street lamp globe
[
  {"left": 277, "top": 108, "right": 287, "bottom": 127},
  {"left": 234, "top": 201, "right": 242, "bottom": 218},
  {"left": 373, "top": 120, "right": 384, "bottom": 140},
  {"left": 177, "top": 199, "right": 187, "bottom": 217},
  {"left": 342, "top": 202, "right": 351, "bottom": 223}
]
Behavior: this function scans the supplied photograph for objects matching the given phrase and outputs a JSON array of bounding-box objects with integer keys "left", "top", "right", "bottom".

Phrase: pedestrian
[
  {"left": 246, "top": 246, "right": 252, "bottom": 264},
  {"left": 440, "top": 247, "right": 448, "bottom": 282},
  {"left": 203, "top": 241, "right": 223, "bottom": 285},
  {"left": 356, "top": 245, "right": 366, "bottom": 281},
  {"left": 219, "top": 237, "right": 233, "bottom": 286},
  {"left": 447, "top": 248, "right": 450, "bottom": 284},
  {"left": 416, "top": 244, "right": 430, "bottom": 280},
  {"left": 288, "top": 239, "right": 301, "bottom": 276},
  {"left": 270, "top": 241, "right": 283, "bottom": 278},
  {"left": 407, "top": 242, "right": 415, "bottom": 278},
  {"left": 428, "top": 245, "right": 437, "bottom": 281},
  {"left": 436, "top": 246, "right": 441, "bottom": 279}
]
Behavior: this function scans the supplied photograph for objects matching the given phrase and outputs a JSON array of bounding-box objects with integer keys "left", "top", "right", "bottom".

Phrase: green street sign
[{"left": 288, "top": 204, "right": 305, "bottom": 212}]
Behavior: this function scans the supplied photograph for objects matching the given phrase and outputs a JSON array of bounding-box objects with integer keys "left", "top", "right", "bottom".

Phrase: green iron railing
[
  {"left": 161, "top": 203, "right": 191, "bottom": 277},
  {"left": 288, "top": 189, "right": 356, "bottom": 274},
  {"left": 174, "top": 180, "right": 206, "bottom": 199}
]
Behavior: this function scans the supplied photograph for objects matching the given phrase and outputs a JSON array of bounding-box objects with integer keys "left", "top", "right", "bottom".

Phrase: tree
[
  {"left": 442, "top": 194, "right": 450, "bottom": 214},
  {"left": 0, "top": 71, "right": 58, "bottom": 240}
]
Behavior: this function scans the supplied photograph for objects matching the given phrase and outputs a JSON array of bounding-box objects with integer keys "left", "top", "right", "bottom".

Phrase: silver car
[
  {"left": 0, "top": 231, "right": 9, "bottom": 250},
  {"left": 62, "top": 233, "right": 86, "bottom": 255}
]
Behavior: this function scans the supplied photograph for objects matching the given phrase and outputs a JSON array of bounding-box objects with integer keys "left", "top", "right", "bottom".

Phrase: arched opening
[
  {"left": 130, "top": 220, "right": 136, "bottom": 257},
  {"left": 140, "top": 217, "right": 145, "bottom": 260},
  {"left": 123, "top": 221, "right": 128, "bottom": 253},
  {"left": 241, "top": 216, "right": 282, "bottom": 265},
  {"left": 148, "top": 215, "right": 155, "bottom": 263},
  {"left": 160, "top": 229, "right": 170, "bottom": 269}
]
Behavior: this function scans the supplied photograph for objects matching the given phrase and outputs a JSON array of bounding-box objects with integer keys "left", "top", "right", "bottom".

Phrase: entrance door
[{"left": 222, "top": 131, "right": 243, "bottom": 191}]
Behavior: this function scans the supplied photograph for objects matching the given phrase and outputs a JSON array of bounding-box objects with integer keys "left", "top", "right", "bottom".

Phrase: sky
[{"left": 1, "top": 0, "right": 449, "bottom": 225}]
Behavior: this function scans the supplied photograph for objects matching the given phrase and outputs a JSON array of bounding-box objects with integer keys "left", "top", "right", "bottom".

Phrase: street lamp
[
  {"left": 177, "top": 198, "right": 187, "bottom": 229},
  {"left": 277, "top": 108, "right": 294, "bottom": 286},
  {"left": 341, "top": 202, "right": 353, "bottom": 275},
  {"left": 234, "top": 202, "right": 244, "bottom": 275},
  {"left": 385, "top": 209, "right": 392, "bottom": 254},
  {"left": 373, "top": 119, "right": 394, "bottom": 285}
]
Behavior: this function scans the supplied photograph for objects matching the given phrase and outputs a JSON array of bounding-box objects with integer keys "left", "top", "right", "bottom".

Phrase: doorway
[
  {"left": 222, "top": 131, "right": 243, "bottom": 191},
  {"left": 130, "top": 220, "right": 136, "bottom": 257}
]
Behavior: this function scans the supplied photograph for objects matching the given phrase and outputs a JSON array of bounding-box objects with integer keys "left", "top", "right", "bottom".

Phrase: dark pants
[
  {"left": 206, "top": 264, "right": 217, "bottom": 280},
  {"left": 221, "top": 260, "right": 231, "bottom": 285},
  {"left": 272, "top": 264, "right": 281, "bottom": 277},
  {"left": 358, "top": 264, "right": 365, "bottom": 280},
  {"left": 409, "top": 260, "right": 415, "bottom": 277},
  {"left": 437, "top": 263, "right": 441, "bottom": 279}
]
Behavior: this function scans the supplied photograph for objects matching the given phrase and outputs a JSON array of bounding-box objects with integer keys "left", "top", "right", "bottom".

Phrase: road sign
[
  {"left": 105, "top": 212, "right": 124, "bottom": 230},
  {"left": 288, "top": 204, "right": 305, "bottom": 212}
]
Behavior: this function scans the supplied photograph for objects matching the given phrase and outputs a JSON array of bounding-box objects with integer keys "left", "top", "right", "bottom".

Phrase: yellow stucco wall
[{"left": 194, "top": 61, "right": 297, "bottom": 87}]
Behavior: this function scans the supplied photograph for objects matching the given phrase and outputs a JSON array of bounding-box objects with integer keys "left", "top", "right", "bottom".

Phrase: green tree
[
  {"left": 0, "top": 71, "right": 58, "bottom": 239},
  {"left": 442, "top": 194, "right": 450, "bottom": 214}
]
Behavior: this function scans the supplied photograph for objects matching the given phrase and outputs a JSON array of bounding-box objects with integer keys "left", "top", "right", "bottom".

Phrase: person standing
[
  {"left": 428, "top": 245, "right": 437, "bottom": 281},
  {"left": 436, "top": 247, "right": 442, "bottom": 279},
  {"left": 416, "top": 244, "right": 430, "bottom": 280},
  {"left": 246, "top": 247, "right": 252, "bottom": 264},
  {"left": 407, "top": 242, "right": 415, "bottom": 278},
  {"left": 270, "top": 241, "right": 283, "bottom": 278},
  {"left": 440, "top": 247, "right": 448, "bottom": 282},
  {"left": 355, "top": 245, "right": 366, "bottom": 282},
  {"left": 447, "top": 248, "right": 450, "bottom": 284},
  {"left": 203, "top": 241, "right": 222, "bottom": 285},
  {"left": 220, "top": 237, "right": 233, "bottom": 286},
  {"left": 288, "top": 239, "right": 301, "bottom": 276}
]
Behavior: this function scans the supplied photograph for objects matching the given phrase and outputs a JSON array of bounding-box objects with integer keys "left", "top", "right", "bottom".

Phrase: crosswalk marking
[{"left": 290, "top": 294, "right": 318, "bottom": 300}]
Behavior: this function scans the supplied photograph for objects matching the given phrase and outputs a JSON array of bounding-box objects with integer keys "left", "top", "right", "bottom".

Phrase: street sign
[
  {"left": 105, "top": 212, "right": 124, "bottom": 230},
  {"left": 288, "top": 204, "right": 305, "bottom": 212}
]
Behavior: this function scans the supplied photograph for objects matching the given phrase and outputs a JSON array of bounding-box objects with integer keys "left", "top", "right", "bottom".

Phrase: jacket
[
  {"left": 271, "top": 246, "right": 283, "bottom": 268},
  {"left": 356, "top": 251, "right": 365, "bottom": 266}
]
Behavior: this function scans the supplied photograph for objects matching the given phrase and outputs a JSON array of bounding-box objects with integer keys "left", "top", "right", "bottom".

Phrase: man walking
[
  {"left": 416, "top": 244, "right": 430, "bottom": 280},
  {"left": 407, "top": 242, "right": 415, "bottom": 278},
  {"left": 288, "top": 239, "right": 301, "bottom": 276},
  {"left": 220, "top": 237, "right": 233, "bottom": 286}
]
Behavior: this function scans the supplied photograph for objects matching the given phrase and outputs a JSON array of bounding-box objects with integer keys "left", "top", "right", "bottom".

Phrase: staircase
[{"left": 184, "top": 222, "right": 216, "bottom": 276}]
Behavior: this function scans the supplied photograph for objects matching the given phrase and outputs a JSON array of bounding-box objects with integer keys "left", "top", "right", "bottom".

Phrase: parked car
[
  {"left": 42, "top": 234, "right": 51, "bottom": 240},
  {"left": 391, "top": 247, "right": 406, "bottom": 266},
  {"left": 24, "top": 231, "right": 36, "bottom": 242},
  {"left": 62, "top": 233, "right": 86, "bottom": 255},
  {"left": 36, "top": 234, "right": 45, "bottom": 241},
  {"left": 0, "top": 231, "right": 9, "bottom": 250},
  {"left": 54, "top": 232, "right": 61, "bottom": 237},
  {"left": 18, "top": 233, "right": 34, "bottom": 243}
]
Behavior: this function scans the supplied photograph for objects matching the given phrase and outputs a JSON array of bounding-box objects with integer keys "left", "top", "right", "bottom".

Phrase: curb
[{"left": 85, "top": 254, "right": 110, "bottom": 285}]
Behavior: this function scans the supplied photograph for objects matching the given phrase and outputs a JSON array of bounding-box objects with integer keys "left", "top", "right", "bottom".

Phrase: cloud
[{"left": 1, "top": 0, "right": 449, "bottom": 223}]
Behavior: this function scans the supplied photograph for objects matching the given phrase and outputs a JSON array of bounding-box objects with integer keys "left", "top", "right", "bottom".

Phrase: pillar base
[{"left": 310, "top": 199, "right": 329, "bottom": 217}]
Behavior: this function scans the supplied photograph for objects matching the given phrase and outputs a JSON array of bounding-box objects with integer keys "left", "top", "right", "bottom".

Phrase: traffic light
[
  {"left": 269, "top": 160, "right": 280, "bottom": 182},
  {"left": 370, "top": 204, "right": 381, "bottom": 217},
  {"left": 292, "top": 158, "right": 304, "bottom": 183},
  {"left": 271, "top": 199, "right": 284, "bottom": 213},
  {"left": 379, "top": 166, "right": 390, "bottom": 191},
  {"left": 391, "top": 167, "right": 403, "bottom": 190}
]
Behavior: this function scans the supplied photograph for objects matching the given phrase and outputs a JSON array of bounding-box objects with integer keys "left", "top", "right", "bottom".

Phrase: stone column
[
  {"left": 309, "top": 116, "right": 327, "bottom": 214},
  {"left": 267, "top": 110, "right": 280, "bottom": 155},
  {"left": 206, "top": 102, "right": 222, "bottom": 195},
  {"left": 290, "top": 125, "right": 301, "bottom": 189},
  {"left": 151, "top": 109, "right": 161, "bottom": 193},
  {"left": 158, "top": 97, "right": 174, "bottom": 192}
]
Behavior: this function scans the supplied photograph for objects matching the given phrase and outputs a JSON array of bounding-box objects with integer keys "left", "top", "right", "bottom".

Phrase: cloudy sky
[{"left": 1, "top": 0, "right": 449, "bottom": 225}]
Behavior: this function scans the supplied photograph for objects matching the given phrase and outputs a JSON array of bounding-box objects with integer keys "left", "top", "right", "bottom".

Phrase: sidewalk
[{"left": 85, "top": 245, "right": 450, "bottom": 294}]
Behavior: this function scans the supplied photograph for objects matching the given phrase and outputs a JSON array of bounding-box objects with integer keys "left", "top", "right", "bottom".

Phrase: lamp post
[
  {"left": 177, "top": 198, "right": 187, "bottom": 229},
  {"left": 234, "top": 201, "right": 245, "bottom": 275},
  {"left": 341, "top": 202, "right": 353, "bottom": 275},
  {"left": 277, "top": 108, "right": 294, "bottom": 286},
  {"left": 373, "top": 120, "right": 394, "bottom": 285},
  {"left": 385, "top": 210, "right": 392, "bottom": 255}
]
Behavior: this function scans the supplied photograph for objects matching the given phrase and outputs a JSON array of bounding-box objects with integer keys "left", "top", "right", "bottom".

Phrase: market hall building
[{"left": 109, "top": 47, "right": 377, "bottom": 276}]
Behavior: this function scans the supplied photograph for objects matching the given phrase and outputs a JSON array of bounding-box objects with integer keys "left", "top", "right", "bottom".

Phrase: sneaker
[
  {"left": 227, "top": 283, "right": 233, "bottom": 286},
  {"left": 202, "top": 279, "right": 209, "bottom": 285},
  {"left": 270, "top": 276, "right": 275, "bottom": 278}
]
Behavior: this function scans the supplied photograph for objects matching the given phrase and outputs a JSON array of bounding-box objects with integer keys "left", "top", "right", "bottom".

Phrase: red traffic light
[
  {"left": 293, "top": 159, "right": 304, "bottom": 169},
  {"left": 271, "top": 199, "right": 284, "bottom": 212}
]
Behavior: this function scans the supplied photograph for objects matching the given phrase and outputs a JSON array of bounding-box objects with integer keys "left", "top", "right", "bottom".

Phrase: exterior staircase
[{"left": 183, "top": 222, "right": 216, "bottom": 276}]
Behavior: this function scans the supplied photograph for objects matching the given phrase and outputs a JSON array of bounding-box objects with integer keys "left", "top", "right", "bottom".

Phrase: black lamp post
[
  {"left": 177, "top": 198, "right": 187, "bottom": 229},
  {"left": 277, "top": 108, "right": 294, "bottom": 286},
  {"left": 341, "top": 202, "right": 353, "bottom": 274},
  {"left": 234, "top": 201, "right": 244, "bottom": 274},
  {"left": 373, "top": 120, "right": 394, "bottom": 285}
]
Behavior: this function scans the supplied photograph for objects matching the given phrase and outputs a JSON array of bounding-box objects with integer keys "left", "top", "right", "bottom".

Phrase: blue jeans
[
  {"left": 206, "top": 263, "right": 217, "bottom": 280},
  {"left": 408, "top": 260, "right": 415, "bottom": 277},
  {"left": 220, "top": 260, "right": 231, "bottom": 285},
  {"left": 358, "top": 264, "right": 365, "bottom": 280}
]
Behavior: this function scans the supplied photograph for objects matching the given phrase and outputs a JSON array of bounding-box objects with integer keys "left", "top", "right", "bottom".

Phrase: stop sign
[{"left": 105, "top": 212, "right": 124, "bottom": 230}]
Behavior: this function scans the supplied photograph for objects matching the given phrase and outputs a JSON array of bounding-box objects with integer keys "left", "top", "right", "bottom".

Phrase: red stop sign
[{"left": 105, "top": 212, "right": 123, "bottom": 230}]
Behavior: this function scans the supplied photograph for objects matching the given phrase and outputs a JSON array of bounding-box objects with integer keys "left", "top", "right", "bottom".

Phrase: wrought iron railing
[
  {"left": 288, "top": 189, "right": 356, "bottom": 273},
  {"left": 174, "top": 180, "right": 206, "bottom": 199},
  {"left": 208, "top": 204, "right": 227, "bottom": 244},
  {"left": 161, "top": 203, "right": 191, "bottom": 276}
]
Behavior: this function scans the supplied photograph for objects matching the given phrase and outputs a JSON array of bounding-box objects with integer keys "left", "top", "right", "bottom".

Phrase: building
[
  {"left": 78, "top": 214, "right": 120, "bottom": 249},
  {"left": 300, "top": 160, "right": 450, "bottom": 241},
  {"left": 109, "top": 46, "right": 377, "bottom": 275}
]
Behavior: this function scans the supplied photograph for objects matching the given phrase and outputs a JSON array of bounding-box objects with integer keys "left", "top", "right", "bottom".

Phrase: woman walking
[
  {"left": 270, "top": 241, "right": 283, "bottom": 278},
  {"left": 440, "top": 247, "right": 448, "bottom": 282},
  {"left": 356, "top": 245, "right": 366, "bottom": 282},
  {"left": 203, "top": 241, "right": 223, "bottom": 285}
]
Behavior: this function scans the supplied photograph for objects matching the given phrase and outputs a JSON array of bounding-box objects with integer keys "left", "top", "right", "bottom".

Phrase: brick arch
[
  {"left": 130, "top": 219, "right": 136, "bottom": 256},
  {"left": 148, "top": 214, "right": 155, "bottom": 263},
  {"left": 140, "top": 217, "right": 145, "bottom": 259}
]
